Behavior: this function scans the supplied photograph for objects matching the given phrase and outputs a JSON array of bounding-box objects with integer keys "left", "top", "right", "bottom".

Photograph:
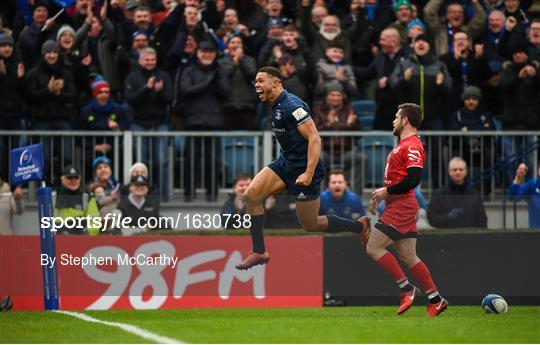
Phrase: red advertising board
[{"left": 0, "top": 235, "right": 323, "bottom": 310}]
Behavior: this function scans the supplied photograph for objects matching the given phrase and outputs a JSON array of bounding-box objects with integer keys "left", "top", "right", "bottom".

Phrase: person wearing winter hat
[
  {"left": 388, "top": 0, "right": 414, "bottom": 45},
  {"left": 315, "top": 41, "right": 358, "bottom": 100},
  {"left": 87, "top": 156, "right": 121, "bottom": 212},
  {"left": 407, "top": 19, "right": 426, "bottom": 43},
  {"left": 25, "top": 39, "right": 76, "bottom": 180},
  {"left": 313, "top": 81, "right": 364, "bottom": 192},
  {"left": 57, "top": 25, "right": 77, "bottom": 54},
  {"left": 16, "top": 0, "right": 58, "bottom": 69},
  {"left": 0, "top": 33, "right": 26, "bottom": 175}
]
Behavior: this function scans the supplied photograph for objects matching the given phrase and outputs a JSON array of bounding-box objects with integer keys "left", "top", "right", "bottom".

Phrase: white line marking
[{"left": 53, "top": 310, "right": 183, "bottom": 344}]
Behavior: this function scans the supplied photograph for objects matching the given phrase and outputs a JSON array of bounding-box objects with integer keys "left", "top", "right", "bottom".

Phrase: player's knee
[
  {"left": 398, "top": 252, "right": 416, "bottom": 266},
  {"left": 366, "top": 242, "right": 381, "bottom": 260},
  {"left": 243, "top": 187, "right": 261, "bottom": 205}
]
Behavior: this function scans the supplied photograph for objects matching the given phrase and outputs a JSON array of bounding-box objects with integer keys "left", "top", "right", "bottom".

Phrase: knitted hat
[
  {"left": 0, "top": 34, "right": 14, "bottom": 47},
  {"left": 93, "top": 156, "right": 112, "bottom": 170},
  {"left": 91, "top": 80, "right": 110, "bottom": 97},
  {"left": 57, "top": 25, "right": 75, "bottom": 41},
  {"left": 325, "top": 81, "right": 344, "bottom": 94},
  {"left": 407, "top": 19, "right": 426, "bottom": 32},
  {"left": 393, "top": 0, "right": 413, "bottom": 13},
  {"left": 413, "top": 33, "right": 431, "bottom": 44},
  {"left": 462, "top": 86, "right": 482, "bottom": 101},
  {"left": 32, "top": 0, "right": 48, "bottom": 12},
  {"left": 129, "top": 162, "right": 149, "bottom": 179},
  {"left": 41, "top": 40, "right": 60, "bottom": 55},
  {"left": 267, "top": 17, "right": 284, "bottom": 28}
]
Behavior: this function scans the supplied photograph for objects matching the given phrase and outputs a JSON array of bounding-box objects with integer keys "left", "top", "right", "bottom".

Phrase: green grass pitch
[{"left": 1, "top": 306, "right": 539, "bottom": 343}]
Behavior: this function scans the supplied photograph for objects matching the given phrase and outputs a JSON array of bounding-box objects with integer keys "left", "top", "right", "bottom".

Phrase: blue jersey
[
  {"left": 271, "top": 91, "right": 322, "bottom": 171},
  {"left": 319, "top": 189, "right": 366, "bottom": 220}
]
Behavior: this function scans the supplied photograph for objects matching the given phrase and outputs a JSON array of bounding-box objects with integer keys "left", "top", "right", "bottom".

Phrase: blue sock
[
  {"left": 249, "top": 214, "right": 266, "bottom": 254},
  {"left": 325, "top": 214, "right": 362, "bottom": 234}
]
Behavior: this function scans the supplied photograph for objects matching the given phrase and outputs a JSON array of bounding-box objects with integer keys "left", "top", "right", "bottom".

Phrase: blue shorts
[{"left": 268, "top": 158, "right": 325, "bottom": 201}]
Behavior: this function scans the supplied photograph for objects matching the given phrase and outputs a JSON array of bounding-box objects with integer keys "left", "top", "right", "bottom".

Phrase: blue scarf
[{"left": 366, "top": 3, "right": 378, "bottom": 21}]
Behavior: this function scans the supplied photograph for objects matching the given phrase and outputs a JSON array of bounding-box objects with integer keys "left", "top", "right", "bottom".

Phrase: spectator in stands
[
  {"left": 152, "top": 0, "right": 179, "bottom": 26},
  {"left": 427, "top": 157, "right": 488, "bottom": 228},
  {"left": 249, "top": 0, "right": 293, "bottom": 53},
  {"left": 0, "top": 177, "right": 24, "bottom": 235},
  {"left": 219, "top": 35, "right": 257, "bottom": 130},
  {"left": 26, "top": 40, "right": 76, "bottom": 176},
  {"left": 315, "top": 42, "right": 358, "bottom": 99},
  {"left": 355, "top": 28, "right": 409, "bottom": 130},
  {"left": 423, "top": 0, "right": 486, "bottom": 56},
  {"left": 499, "top": 42, "right": 540, "bottom": 130},
  {"left": 440, "top": 30, "right": 491, "bottom": 112},
  {"left": 0, "top": 34, "right": 26, "bottom": 167},
  {"left": 117, "top": 175, "right": 166, "bottom": 230},
  {"left": 310, "top": 5, "right": 328, "bottom": 30},
  {"left": 503, "top": 0, "right": 529, "bottom": 29},
  {"left": 258, "top": 24, "right": 315, "bottom": 86},
  {"left": 278, "top": 54, "right": 309, "bottom": 101},
  {"left": 509, "top": 163, "right": 540, "bottom": 228},
  {"left": 390, "top": 34, "right": 452, "bottom": 129},
  {"left": 264, "top": 194, "right": 300, "bottom": 229},
  {"left": 87, "top": 156, "right": 121, "bottom": 215},
  {"left": 220, "top": 173, "right": 251, "bottom": 229},
  {"left": 300, "top": 0, "right": 361, "bottom": 64},
  {"left": 506, "top": 17, "right": 540, "bottom": 61},
  {"left": 407, "top": 19, "right": 426, "bottom": 45},
  {"left": 117, "top": 31, "right": 150, "bottom": 86},
  {"left": 55, "top": 165, "right": 100, "bottom": 235},
  {"left": 319, "top": 170, "right": 365, "bottom": 220},
  {"left": 125, "top": 47, "right": 173, "bottom": 200},
  {"left": 450, "top": 86, "right": 495, "bottom": 131},
  {"left": 388, "top": 0, "right": 414, "bottom": 45},
  {"left": 77, "top": 9, "right": 120, "bottom": 96},
  {"left": 16, "top": 1, "right": 58, "bottom": 69},
  {"left": 80, "top": 80, "right": 129, "bottom": 131},
  {"left": 69, "top": 0, "right": 98, "bottom": 31},
  {"left": 313, "top": 82, "right": 364, "bottom": 192},
  {"left": 179, "top": 41, "right": 228, "bottom": 201}
]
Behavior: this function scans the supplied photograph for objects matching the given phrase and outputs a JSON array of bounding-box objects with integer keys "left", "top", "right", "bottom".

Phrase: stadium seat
[
  {"left": 360, "top": 136, "right": 395, "bottom": 187},
  {"left": 222, "top": 137, "right": 256, "bottom": 186},
  {"left": 359, "top": 115, "right": 375, "bottom": 130},
  {"left": 351, "top": 100, "right": 376, "bottom": 117}
]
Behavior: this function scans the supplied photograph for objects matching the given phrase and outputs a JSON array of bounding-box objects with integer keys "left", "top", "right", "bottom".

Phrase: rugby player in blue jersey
[{"left": 235, "top": 66, "right": 371, "bottom": 270}]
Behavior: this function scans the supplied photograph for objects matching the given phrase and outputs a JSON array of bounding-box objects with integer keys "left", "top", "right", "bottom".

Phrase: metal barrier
[{"left": 1, "top": 130, "right": 538, "bottom": 201}]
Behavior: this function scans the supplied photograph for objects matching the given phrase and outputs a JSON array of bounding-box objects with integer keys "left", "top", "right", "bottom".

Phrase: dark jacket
[
  {"left": 389, "top": 52, "right": 453, "bottom": 128},
  {"left": 117, "top": 195, "right": 162, "bottom": 228},
  {"left": 450, "top": 107, "right": 495, "bottom": 131},
  {"left": 178, "top": 61, "right": 229, "bottom": 129},
  {"left": 355, "top": 46, "right": 409, "bottom": 130},
  {"left": 440, "top": 51, "right": 491, "bottom": 112},
  {"left": 16, "top": 22, "right": 57, "bottom": 69},
  {"left": 0, "top": 55, "right": 25, "bottom": 119},
  {"left": 220, "top": 193, "right": 246, "bottom": 229},
  {"left": 25, "top": 59, "right": 77, "bottom": 122},
  {"left": 498, "top": 59, "right": 540, "bottom": 129},
  {"left": 313, "top": 100, "right": 361, "bottom": 155},
  {"left": 218, "top": 55, "right": 257, "bottom": 112},
  {"left": 427, "top": 179, "right": 488, "bottom": 228},
  {"left": 124, "top": 67, "right": 173, "bottom": 126},
  {"left": 79, "top": 100, "right": 129, "bottom": 130}
]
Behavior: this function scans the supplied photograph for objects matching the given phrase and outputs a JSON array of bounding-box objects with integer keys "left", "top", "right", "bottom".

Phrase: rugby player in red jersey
[{"left": 363, "top": 103, "right": 448, "bottom": 317}]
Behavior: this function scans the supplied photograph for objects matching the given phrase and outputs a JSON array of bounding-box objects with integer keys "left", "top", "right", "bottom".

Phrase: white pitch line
[{"left": 53, "top": 310, "right": 183, "bottom": 344}]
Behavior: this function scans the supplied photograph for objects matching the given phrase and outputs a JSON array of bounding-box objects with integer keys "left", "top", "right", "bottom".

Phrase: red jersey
[{"left": 380, "top": 134, "right": 425, "bottom": 233}]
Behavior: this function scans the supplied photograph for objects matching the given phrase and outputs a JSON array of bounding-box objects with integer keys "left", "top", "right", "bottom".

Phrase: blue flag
[
  {"left": 10, "top": 144, "right": 45, "bottom": 186},
  {"left": 51, "top": 0, "right": 76, "bottom": 8}
]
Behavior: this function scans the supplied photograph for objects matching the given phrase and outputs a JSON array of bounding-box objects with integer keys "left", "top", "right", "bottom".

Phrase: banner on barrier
[{"left": 0, "top": 236, "right": 323, "bottom": 310}]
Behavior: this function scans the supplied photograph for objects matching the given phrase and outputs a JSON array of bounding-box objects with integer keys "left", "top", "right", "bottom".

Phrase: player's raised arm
[{"left": 296, "top": 119, "right": 321, "bottom": 187}]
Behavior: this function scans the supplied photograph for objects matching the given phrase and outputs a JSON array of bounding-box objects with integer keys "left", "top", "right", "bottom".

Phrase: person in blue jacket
[
  {"left": 509, "top": 163, "right": 540, "bottom": 228},
  {"left": 319, "top": 170, "right": 366, "bottom": 220}
]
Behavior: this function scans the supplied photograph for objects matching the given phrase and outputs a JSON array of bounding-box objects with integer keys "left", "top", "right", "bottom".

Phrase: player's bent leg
[
  {"left": 236, "top": 168, "right": 286, "bottom": 271},
  {"left": 295, "top": 198, "right": 323, "bottom": 232},
  {"left": 394, "top": 238, "right": 448, "bottom": 316}
]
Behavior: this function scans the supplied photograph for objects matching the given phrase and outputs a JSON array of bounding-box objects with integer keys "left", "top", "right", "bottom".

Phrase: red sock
[
  {"left": 376, "top": 252, "right": 407, "bottom": 282},
  {"left": 410, "top": 261, "right": 437, "bottom": 294}
]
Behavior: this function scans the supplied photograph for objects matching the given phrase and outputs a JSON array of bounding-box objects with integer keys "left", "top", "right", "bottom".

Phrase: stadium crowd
[{"left": 0, "top": 0, "right": 539, "bottom": 233}]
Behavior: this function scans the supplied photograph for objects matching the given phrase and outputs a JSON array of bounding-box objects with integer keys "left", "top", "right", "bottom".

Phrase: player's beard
[{"left": 393, "top": 122, "right": 403, "bottom": 136}]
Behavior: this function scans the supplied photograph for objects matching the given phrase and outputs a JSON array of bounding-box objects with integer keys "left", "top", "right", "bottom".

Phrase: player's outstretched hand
[{"left": 295, "top": 172, "right": 313, "bottom": 187}]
